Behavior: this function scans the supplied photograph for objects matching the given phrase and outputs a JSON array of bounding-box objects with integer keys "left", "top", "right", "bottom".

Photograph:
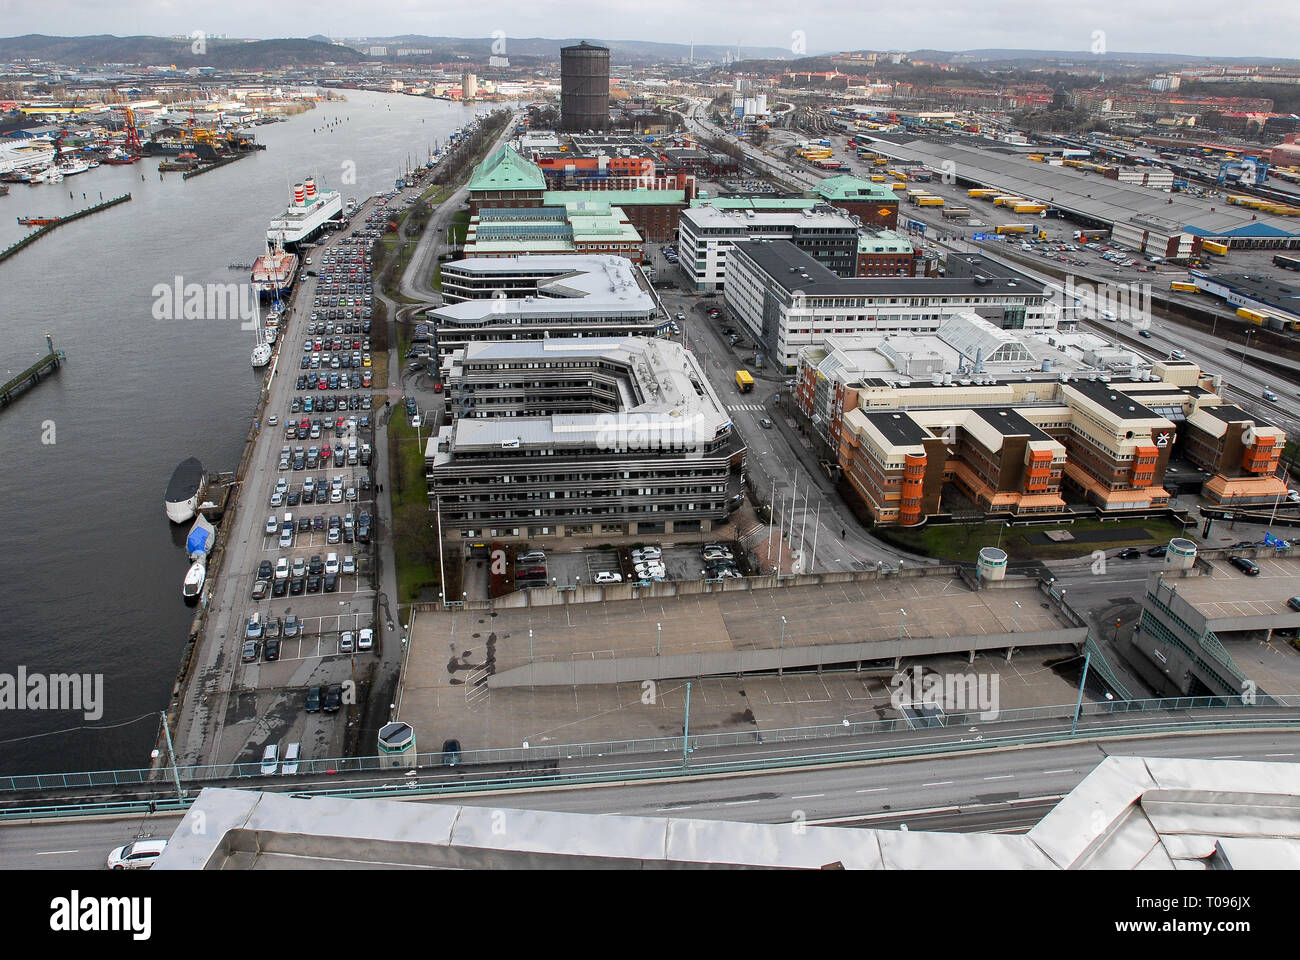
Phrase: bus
[{"left": 735, "top": 370, "right": 755, "bottom": 393}]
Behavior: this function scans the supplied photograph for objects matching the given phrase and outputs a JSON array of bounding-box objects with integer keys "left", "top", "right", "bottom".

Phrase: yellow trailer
[
  {"left": 1169, "top": 281, "right": 1199, "bottom": 293},
  {"left": 1202, "top": 240, "right": 1229, "bottom": 256},
  {"left": 1237, "top": 307, "right": 1265, "bottom": 324},
  {"left": 917, "top": 196, "right": 944, "bottom": 206}
]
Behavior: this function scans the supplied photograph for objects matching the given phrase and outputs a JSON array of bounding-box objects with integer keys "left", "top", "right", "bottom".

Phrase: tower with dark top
[{"left": 561, "top": 41, "right": 611, "bottom": 132}]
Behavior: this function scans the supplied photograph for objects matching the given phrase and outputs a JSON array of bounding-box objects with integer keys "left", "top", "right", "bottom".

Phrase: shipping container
[{"left": 1202, "top": 240, "right": 1229, "bottom": 256}]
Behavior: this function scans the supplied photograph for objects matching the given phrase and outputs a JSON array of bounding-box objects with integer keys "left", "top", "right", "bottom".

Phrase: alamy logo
[
  {"left": 592, "top": 410, "right": 712, "bottom": 460},
  {"left": 1057, "top": 275, "right": 1152, "bottom": 324},
  {"left": 0, "top": 667, "right": 102, "bottom": 720},
  {"left": 151, "top": 277, "right": 258, "bottom": 324},
  {"left": 889, "top": 666, "right": 1000, "bottom": 720},
  {"left": 50, "top": 891, "right": 151, "bottom": 940}
]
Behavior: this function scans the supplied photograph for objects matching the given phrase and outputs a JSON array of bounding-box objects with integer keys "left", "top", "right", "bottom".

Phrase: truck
[
  {"left": 1202, "top": 240, "right": 1229, "bottom": 256},
  {"left": 995, "top": 224, "right": 1031, "bottom": 234},
  {"left": 1169, "top": 281, "right": 1199, "bottom": 293},
  {"left": 735, "top": 370, "right": 755, "bottom": 393},
  {"left": 1073, "top": 229, "right": 1109, "bottom": 242}
]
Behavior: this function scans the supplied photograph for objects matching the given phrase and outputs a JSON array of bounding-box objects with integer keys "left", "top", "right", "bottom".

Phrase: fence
[{"left": 6, "top": 694, "right": 1299, "bottom": 797}]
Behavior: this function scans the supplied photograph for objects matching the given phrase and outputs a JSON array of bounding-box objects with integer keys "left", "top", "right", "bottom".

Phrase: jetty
[
  {"left": 0, "top": 193, "right": 132, "bottom": 265},
  {"left": 1, "top": 334, "right": 66, "bottom": 410}
]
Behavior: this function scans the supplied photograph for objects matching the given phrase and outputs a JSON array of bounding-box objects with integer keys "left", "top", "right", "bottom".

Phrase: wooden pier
[{"left": 1, "top": 335, "right": 66, "bottom": 410}]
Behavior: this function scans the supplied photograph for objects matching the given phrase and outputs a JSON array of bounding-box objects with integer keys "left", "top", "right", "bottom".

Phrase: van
[
  {"left": 518, "top": 550, "right": 546, "bottom": 564},
  {"left": 281, "top": 742, "right": 300, "bottom": 775}
]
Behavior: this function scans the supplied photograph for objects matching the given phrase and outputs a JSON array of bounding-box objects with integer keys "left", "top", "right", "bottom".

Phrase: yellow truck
[
  {"left": 735, "top": 370, "right": 755, "bottom": 393},
  {"left": 1201, "top": 240, "right": 1229, "bottom": 256},
  {"left": 1169, "top": 281, "right": 1199, "bottom": 293}
]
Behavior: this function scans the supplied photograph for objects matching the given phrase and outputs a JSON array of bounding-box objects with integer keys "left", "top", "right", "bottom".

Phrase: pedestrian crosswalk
[{"left": 727, "top": 404, "right": 767, "bottom": 412}]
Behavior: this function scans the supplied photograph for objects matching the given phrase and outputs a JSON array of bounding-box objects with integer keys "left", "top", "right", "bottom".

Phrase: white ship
[
  {"left": 251, "top": 297, "right": 273, "bottom": 367},
  {"left": 56, "top": 156, "right": 93, "bottom": 176},
  {"left": 0, "top": 141, "right": 56, "bottom": 176},
  {"left": 165, "top": 457, "right": 207, "bottom": 524},
  {"left": 30, "top": 166, "right": 63, "bottom": 184},
  {"left": 266, "top": 177, "right": 343, "bottom": 248}
]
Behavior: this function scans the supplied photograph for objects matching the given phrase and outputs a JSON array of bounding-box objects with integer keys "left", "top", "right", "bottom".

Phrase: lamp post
[
  {"left": 779, "top": 615, "right": 786, "bottom": 677},
  {"left": 657, "top": 621, "right": 662, "bottom": 657},
  {"left": 898, "top": 608, "right": 906, "bottom": 641},
  {"left": 996, "top": 521, "right": 1009, "bottom": 548},
  {"left": 682, "top": 681, "right": 693, "bottom": 769},
  {"left": 1071, "top": 650, "right": 1092, "bottom": 736},
  {"left": 1012, "top": 600, "right": 1022, "bottom": 632}
]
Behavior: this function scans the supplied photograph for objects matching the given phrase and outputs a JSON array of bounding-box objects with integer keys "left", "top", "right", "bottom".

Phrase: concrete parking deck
[{"left": 396, "top": 576, "right": 1083, "bottom": 751}]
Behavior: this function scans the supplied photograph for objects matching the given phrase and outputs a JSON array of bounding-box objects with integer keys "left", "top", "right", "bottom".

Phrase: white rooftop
[{"left": 435, "top": 255, "right": 656, "bottom": 322}]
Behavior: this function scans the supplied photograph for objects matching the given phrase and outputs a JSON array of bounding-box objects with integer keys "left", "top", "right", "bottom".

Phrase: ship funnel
[
  {"left": 304, "top": 178, "right": 317, "bottom": 200},
  {"left": 294, "top": 182, "right": 305, "bottom": 204}
]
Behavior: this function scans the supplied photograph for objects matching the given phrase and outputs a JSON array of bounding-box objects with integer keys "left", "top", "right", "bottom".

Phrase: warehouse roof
[
  {"left": 869, "top": 138, "right": 1300, "bottom": 239},
  {"left": 468, "top": 145, "right": 547, "bottom": 193}
]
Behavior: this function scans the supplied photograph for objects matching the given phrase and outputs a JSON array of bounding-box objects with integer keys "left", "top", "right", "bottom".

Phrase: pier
[
  {"left": 0, "top": 193, "right": 132, "bottom": 265},
  {"left": 182, "top": 152, "right": 250, "bottom": 180},
  {"left": 0, "top": 334, "right": 66, "bottom": 410}
]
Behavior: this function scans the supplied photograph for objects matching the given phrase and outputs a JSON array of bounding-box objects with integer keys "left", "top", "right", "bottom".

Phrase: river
[{"left": 0, "top": 90, "right": 490, "bottom": 778}]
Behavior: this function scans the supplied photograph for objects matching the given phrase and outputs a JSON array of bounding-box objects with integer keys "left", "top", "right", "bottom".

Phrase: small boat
[
  {"left": 165, "top": 457, "right": 207, "bottom": 524},
  {"left": 186, "top": 515, "right": 216, "bottom": 560},
  {"left": 17, "top": 216, "right": 58, "bottom": 226},
  {"left": 183, "top": 560, "right": 206, "bottom": 602},
  {"left": 251, "top": 342, "right": 272, "bottom": 367}
]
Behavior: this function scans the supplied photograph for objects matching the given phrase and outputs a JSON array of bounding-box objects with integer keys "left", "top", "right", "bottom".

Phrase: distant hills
[{"left": 0, "top": 34, "right": 371, "bottom": 67}]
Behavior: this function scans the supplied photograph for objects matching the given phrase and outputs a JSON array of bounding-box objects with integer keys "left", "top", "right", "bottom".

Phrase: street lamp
[
  {"left": 657, "top": 621, "right": 662, "bottom": 657},
  {"left": 779, "top": 615, "right": 786, "bottom": 678},
  {"left": 996, "top": 521, "right": 1010, "bottom": 548},
  {"left": 898, "top": 608, "right": 906, "bottom": 641},
  {"left": 1012, "top": 600, "right": 1022, "bottom": 632}
]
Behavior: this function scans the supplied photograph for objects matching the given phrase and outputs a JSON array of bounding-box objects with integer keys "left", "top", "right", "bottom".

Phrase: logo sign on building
[
  {"left": 972, "top": 232, "right": 990, "bottom": 241},
  {"left": 1155, "top": 429, "right": 1173, "bottom": 447}
]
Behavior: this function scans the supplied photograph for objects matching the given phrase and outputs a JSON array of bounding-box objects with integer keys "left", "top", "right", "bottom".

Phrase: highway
[{"left": 4, "top": 727, "right": 1295, "bottom": 869}]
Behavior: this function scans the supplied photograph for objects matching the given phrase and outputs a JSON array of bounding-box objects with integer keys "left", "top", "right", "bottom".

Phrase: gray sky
[{"left": 0, "top": 0, "right": 1293, "bottom": 60}]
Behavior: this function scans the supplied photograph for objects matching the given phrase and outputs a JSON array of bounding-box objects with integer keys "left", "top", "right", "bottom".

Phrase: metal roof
[{"left": 157, "top": 756, "right": 1300, "bottom": 869}]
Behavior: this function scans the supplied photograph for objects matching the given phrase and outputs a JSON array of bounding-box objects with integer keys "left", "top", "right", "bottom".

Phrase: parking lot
[{"left": 506, "top": 540, "right": 745, "bottom": 590}]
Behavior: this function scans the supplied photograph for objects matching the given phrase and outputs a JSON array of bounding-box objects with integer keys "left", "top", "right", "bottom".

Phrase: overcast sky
[{"left": 0, "top": 0, "right": 1294, "bottom": 60}]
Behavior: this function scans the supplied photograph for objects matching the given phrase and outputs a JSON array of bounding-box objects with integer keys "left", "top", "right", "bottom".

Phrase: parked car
[
  {"left": 1229, "top": 556, "right": 1260, "bottom": 576},
  {"left": 305, "top": 685, "right": 322, "bottom": 713},
  {"left": 241, "top": 639, "right": 259, "bottom": 663},
  {"left": 323, "top": 683, "right": 343, "bottom": 712},
  {"left": 260, "top": 744, "right": 279, "bottom": 775},
  {"left": 441, "top": 738, "right": 462, "bottom": 767},
  {"left": 594, "top": 571, "right": 622, "bottom": 584},
  {"left": 263, "top": 637, "right": 281, "bottom": 661},
  {"left": 1116, "top": 547, "right": 1143, "bottom": 559}
]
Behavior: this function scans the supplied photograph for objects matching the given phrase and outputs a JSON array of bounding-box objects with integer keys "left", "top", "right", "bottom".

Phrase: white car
[
  {"left": 340, "top": 631, "right": 355, "bottom": 654},
  {"left": 275, "top": 477, "right": 288, "bottom": 495},
  {"left": 291, "top": 556, "right": 306, "bottom": 579},
  {"left": 331, "top": 487, "right": 343, "bottom": 503},
  {"left": 358, "top": 628, "right": 374, "bottom": 651},
  {"left": 325, "top": 553, "right": 340, "bottom": 575},
  {"left": 593, "top": 571, "right": 622, "bottom": 584},
  {"left": 632, "top": 547, "right": 661, "bottom": 560},
  {"left": 342, "top": 555, "right": 356, "bottom": 575},
  {"left": 106, "top": 839, "right": 167, "bottom": 870},
  {"left": 266, "top": 515, "right": 278, "bottom": 535},
  {"left": 275, "top": 558, "right": 290, "bottom": 580},
  {"left": 281, "top": 742, "right": 300, "bottom": 776},
  {"left": 260, "top": 744, "right": 279, "bottom": 775}
]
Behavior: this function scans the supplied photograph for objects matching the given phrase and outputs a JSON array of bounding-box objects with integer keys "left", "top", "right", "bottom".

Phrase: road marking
[
  {"left": 791, "top": 793, "right": 824, "bottom": 800},
  {"left": 983, "top": 774, "right": 1015, "bottom": 781},
  {"left": 856, "top": 787, "right": 887, "bottom": 793},
  {"left": 922, "top": 781, "right": 954, "bottom": 787},
  {"left": 725, "top": 799, "right": 761, "bottom": 806},
  {"left": 1043, "top": 769, "right": 1075, "bottom": 775},
  {"left": 36, "top": 850, "right": 79, "bottom": 856},
  {"left": 1212, "top": 755, "right": 1243, "bottom": 760},
  {"left": 1266, "top": 753, "right": 1295, "bottom": 757}
]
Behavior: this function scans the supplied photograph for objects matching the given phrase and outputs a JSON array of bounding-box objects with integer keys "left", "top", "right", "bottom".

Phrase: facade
[
  {"left": 463, "top": 203, "right": 643, "bottom": 262},
  {"left": 812, "top": 174, "right": 901, "bottom": 229},
  {"left": 856, "top": 229, "right": 920, "bottom": 277},
  {"left": 724, "top": 240, "right": 1058, "bottom": 369},
  {"left": 467, "top": 146, "right": 547, "bottom": 215},
  {"left": 677, "top": 205, "right": 860, "bottom": 293},
  {"left": 431, "top": 255, "right": 664, "bottom": 358},
  {"left": 833, "top": 360, "right": 1286, "bottom": 525},
  {"left": 426, "top": 338, "right": 745, "bottom": 539}
]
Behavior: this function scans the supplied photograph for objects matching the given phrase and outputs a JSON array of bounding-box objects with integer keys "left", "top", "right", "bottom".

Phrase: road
[{"left": 5, "top": 726, "right": 1294, "bottom": 869}]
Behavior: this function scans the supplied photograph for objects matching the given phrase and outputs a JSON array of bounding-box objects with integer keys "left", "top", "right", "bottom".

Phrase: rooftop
[
  {"left": 434, "top": 255, "right": 656, "bottom": 323},
  {"left": 467, "top": 144, "right": 547, "bottom": 194}
]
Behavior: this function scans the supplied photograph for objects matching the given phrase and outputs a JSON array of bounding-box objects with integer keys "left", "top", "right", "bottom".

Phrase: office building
[
  {"left": 723, "top": 240, "right": 1058, "bottom": 369},
  {"left": 426, "top": 337, "right": 745, "bottom": 539}
]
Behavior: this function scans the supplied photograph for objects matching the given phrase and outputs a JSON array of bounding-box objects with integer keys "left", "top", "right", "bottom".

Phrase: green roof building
[
  {"left": 468, "top": 146, "right": 547, "bottom": 213},
  {"left": 811, "top": 174, "right": 901, "bottom": 229}
]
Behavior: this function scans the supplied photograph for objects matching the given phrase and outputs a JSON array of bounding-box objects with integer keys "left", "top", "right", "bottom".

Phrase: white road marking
[
  {"left": 725, "top": 799, "right": 761, "bottom": 806},
  {"left": 856, "top": 787, "right": 887, "bottom": 793},
  {"left": 1266, "top": 753, "right": 1295, "bottom": 757},
  {"left": 983, "top": 775, "right": 1015, "bottom": 781},
  {"left": 37, "top": 850, "right": 79, "bottom": 856},
  {"left": 1043, "top": 769, "right": 1075, "bottom": 775},
  {"left": 922, "top": 781, "right": 954, "bottom": 787},
  {"left": 791, "top": 793, "right": 824, "bottom": 800},
  {"left": 1212, "top": 755, "right": 1243, "bottom": 760}
]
